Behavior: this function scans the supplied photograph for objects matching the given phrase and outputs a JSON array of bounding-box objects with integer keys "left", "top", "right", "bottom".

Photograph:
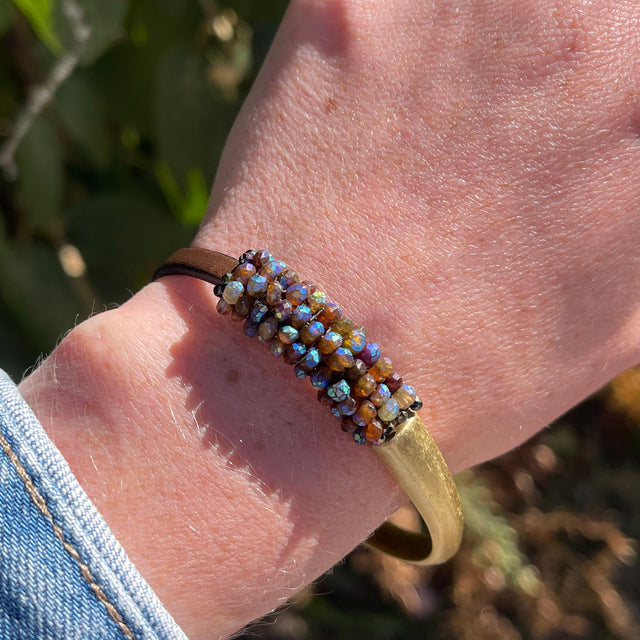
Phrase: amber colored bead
[
  {"left": 254, "top": 249, "right": 272, "bottom": 267},
  {"left": 232, "top": 262, "right": 256, "bottom": 285},
  {"left": 354, "top": 400, "right": 377, "bottom": 426},
  {"left": 343, "top": 329, "right": 366, "bottom": 354},
  {"left": 279, "top": 269, "right": 299, "bottom": 289},
  {"left": 332, "top": 317, "right": 354, "bottom": 337},
  {"left": 393, "top": 384, "right": 417, "bottom": 410},
  {"left": 247, "top": 274, "right": 269, "bottom": 297},
  {"left": 317, "top": 302, "right": 342, "bottom": 328},
  {"left": 370, "top": 356, "right": 393, "bottom": 382},
  {"left": 258, "top": 316, "right": 278, "bottom": 341},
  {"left": 370, "top": 383, "right": 391, "bottom": 407},
  {"left": 260, "top": 259, "right": 286, "bottom": 281},
  {"left": 284, "top": 342, "right": 306, "bottom": 364},
  {"left": 364, "top": 419, "right": 384, "bottom": 443},
  {"left": 341, "top": 417, "right": 358, "bottom": 433},
  {"left": 278, "top": 325, "right": 299, "bottom": 344},
  {"left": 308, "top": 290, "right": 326, "bottom": 313},
  {"left": 234, "top": 294, "right": 252, "bottom": 317},
  {"left": 266, "top": 281, "right": 284, "bottom": 305},
  {"left": 300, "top": 320, "right": 324, "bottom": 344},
  {"left": 317, "top": 389, "right": 333, "bottom": 405},
  {"left": 353, "top": 373, "right": 377, "bottom": 398},
  {"left": 290, "top": 304, "right": 313, "bottom": 329},
  {"left": 385, "top": 372, "right": 403, "bottom": 393},
  {"left": 317, "top": 330, "right": 342, "bottom": 354},
  {"left": 327, "top": 347, "right": 355, "bottom": 372},
  {"left": 345, "top": 359, "right": 368, "bottom": 381},
  {"left": 285, "top": 283, "right": 309, "bottom": 305},
  {"left": 273, "top": 300, "right": 293, "bottom": 323}
]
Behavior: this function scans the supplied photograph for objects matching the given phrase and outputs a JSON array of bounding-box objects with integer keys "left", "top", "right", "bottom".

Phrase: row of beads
[{"left": 214, "top": 249, "right": 423, "bottom": 445}]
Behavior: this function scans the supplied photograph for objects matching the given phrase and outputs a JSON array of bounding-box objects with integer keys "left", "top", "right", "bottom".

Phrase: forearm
[{"left": 18, "top": 0, "right": 640, "bottom": 638}]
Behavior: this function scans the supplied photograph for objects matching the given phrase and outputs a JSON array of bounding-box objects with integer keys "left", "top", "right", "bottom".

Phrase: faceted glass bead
[
  {"left": 317, "top": 302, "right": 342, "bottom": 328},
  {"left": 216, "top": 299, "right": 231, "bottom": 315},
  {"left": 253, "top": 249, "right": 272, "bottom": 267},
  {"left": 260, "top": 259, "right": 286, "bottom": 281},
  {"left": 385, "top": 372, "right": 403, "bottom": 393},
  {"left": 353, "top": 400, "right": 377, "bottom": 427},
  {"left": 341, "top": 417, "right": 358, "bottom": 433},
  {"left": 327, "top": 347, "right": 355, "bottom": 372},
  {"left": 247, "top": 274, "right": 269, "bottom": 297},
  {"left": 302, "top": 280, "right": 317, "bottom": 296},
  {"left": 336, "top": 396, "right": 357, "bottom": 416},
  {"left": 258, "top": 316, "right": 278, "bottom": 341},
  {"left": 345, "top": 359, "right": 368, "bottom": 381},
  {"left": 300, "top": 321, "right": 324, "bottom": 344},
  {"left": 378, "top": 398, "right": 400, "bottom": 422},
  {"left": 307, "top": 290, "right": 326, "bottom": 313},
  {"left": 359, "top": 342, "right": 381, "bottom": 367},
  {"left": 353, "top": 429, "right": 367, "bottom": 445},
  {"left": 238, "top": 249, "right": 256, "bottom": 264},
  {"left": 222, "top": 280, "right": 244, "bottom": 304},
  {"left": 343, "top": 329, "right": 366, "bottom": 354},
  {"left": 299, "top": 347, "right": 321, "bottom": 371},
  {"left": 285, "top": 283, "right": 309, "bottom": 305},
  {"left": 294, "top": 364, "right": 308, "bottom": 379},
  {"left": 232, "top": 262, "right": 256, "bottom": 285},
  {"left": 411, "top": 397, "right": 424, "bottom": 411},
  {"left": 353, "top": 373, "right": 377, "bottom": 398},
  {"left": 268, "top": 339, "right": 286, "bottom": 357},
  {"left": 318, "top": 330, "right": 342, "bottom": 354},
  {"left": 370, "top": 383, "right": 391, "bottom": 407},
  {"left": 332, "top": 317, "right": 354, "bottom": 336},
  {"left": 234, "top": 294, "right": 252, "bottom": 317},
  {"left": 284, "top": 342, "right": 306, "bottom": 364},
  {"left": 249, "top": 301, "right": 269, "bottom": 323},
  {"left": 278, "top": 325, "right": 299, "bottom": 344},
  {"left": 290, "top": 304, "right": 313, "bottom": 329},
  {"left": 279, "top": 269, "right": 299, "bottom": 289},
  {"left": 393, "top": 384, "right": 417, "bottom": 410},
  {"left": 331, "top": 406, "right": 342, "bottom": 418},
  {"left": 370, "top": 356, "right": 393, "bottom": 382},
  {"left": 317, "top": 389, "right": 333, "bottom": 405},
  {"left": 266, "top": 281, "right": 284, "bottom": 305},
  {"left": 273, "top": 300, "right": 293, "bottom": 323},
  {"left": 243, "top": 319, "right": 259, "bottom": 338},
  {"left": 364, "top": 419, "right": 384, "bottom": 443},
  {"left": 327, "top": 379, "right": 350, "bottom": 403},
  {"left": 310, "top": 366, "right": 333, "bottom": 389}
]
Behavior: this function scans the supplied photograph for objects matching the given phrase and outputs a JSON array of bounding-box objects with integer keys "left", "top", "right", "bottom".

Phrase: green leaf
[
  {"left": 15, "top": 113, "right": 63, "bottom": 229},
  {"left": 155, "top": 161, "right": 209, "bottom": 226},
  {"left": 11, "top": 0, "right": 61, "bottom": 52}
]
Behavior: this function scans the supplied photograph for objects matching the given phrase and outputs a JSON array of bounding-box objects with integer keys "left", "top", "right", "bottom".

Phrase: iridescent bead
[
  {"left": 317, "top": 302, "right": 342, "bottom": 328},
  {"left": 247, "top": 274, "right": 269, "bottom": 297},
  {"left": 330, "top": 405, "right": 342, "bottom": 418},
  {"left": 299, "top": 347, "right": 321, "bottom": 371},
  {"left": 258, "top": 316, "right": 278, "bottom": 341},
  {"left": 411, "top": 396, "right": 424, "bottom": 411},
  {"left": 222, "top": 280, "right": 244, "bottom": 304},
  {"left": 336, "top": 396, "right": 357, "bottom": 416},
  {"left": 253, "top": 249, "right": 272, "bottom": 267},
  {"left": 260, "top": 259, "right": 286, "bottom": 281},
  {"left": 238, "top": 249, "right": 256, "bottom": 264},
  {"left": 353, "top": 429, "right": 367, "bottom": 445},
  {"left": 279, "top": 269, "right": 299, "bottom": 289},
  {"left": 232, "top": 262, "right": 256, "bottom": 285},
  {"left": 327, "top": 347, "right": 355, "bottom": 372},
  {"left": 370, "top": 383, "right": 391, "bottom": 407},
  {"left": 393, "top": 384, "right": 417, "bottom": 410},
  {"left": 283, "top": 342, "right": 306, "bottom": 364},
  {"left": 353, "top": 400, "right": 377, "bottom": 427},
  {"left": 290, "top": 304, "right": 313, "bottom": 329},
  {"left": 327, "top": 379, "right": 350, "bottom": 403},
  {"left": 266, "top": 281, "right": 284, "bottom": 305},
  {"left": 317, "top": 389, "right": 333, "bottom": 405},
  {"left": 385, "top": 372, "right": 403, "bottom": 393},
  {"left": 359, "top": 342, "right": 381, "bottom": 367},
  {"left": 310, "top": 366, "right": 333, "bottom": 389},
  {"left": 294, "top": 364, "right": 308, "bottom": 379},
  {"left": 213, "top": 284, "right": 224, "bottom": 297},
  {"left": 353, "top": 373, "right": 377, "bottom": 398},
  {"left": 285, "top": 283, "right": 309, "bottom": 305},
  {"left": 378, "top": 398, "right": 400, "bottom": 422},
  {"left": 317, "top": 330, "right": 341, "bottom": 354},
  {"left": 302, "top": 280, "right": 317, "bottom": 296},
  {"left": 278, "top": 325, "right": 299, "bottom": 344},
  {"left": 343, "top": 329, "right": 366, "bottom": 354},
  {"left": 243, "top": 319, "right": 259, "bottom": 338},
  {"left": 249, "top": 301, "right": 269, "bottom": 323},
  {"left": 268, "top": 339, "right": 286, "bottom": 357},
  {"left": 216, "top": 299, "right": 231, "bottom": 315},
  {"left": 307, "top": 290, "right": 326, "bottom": 313},
  {"left": 300, "top": 320, "right": 324, "bottom": 344},
  {"left": 370, "top": 356, "right": 393, "bottom": 382},
  {"left": 273, "top": 300, "right": 293, "bottom": 323},
  {"left": 364, "top": 419, "right": 384, "bottom": 443},
  {"left": 341, "top": 417, "right": 358, "bottom": 433},
  {"left": 332, "top": 317, "right": 354, "bottom": 336},
  {"left": 234, "top": 294, "right": 252, "bottom": 317},
  {"left": 345, "top": 359, "right": 368, "bottom": 381}
]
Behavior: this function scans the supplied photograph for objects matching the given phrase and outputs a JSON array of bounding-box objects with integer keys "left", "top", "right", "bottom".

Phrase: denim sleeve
[{"left": 0, "top": 370, "right": 190, "bottom": 640}]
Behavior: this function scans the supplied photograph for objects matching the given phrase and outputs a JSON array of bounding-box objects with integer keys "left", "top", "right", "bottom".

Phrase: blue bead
[
  {"left": 327, "top": 379, "right": 351, "bottom": 403},
  {"left": 249, "top": 301, "right": 269, "bottom": 322},
  {"left": 299, "top": 347, "right": 321, "bottom": 371},
  {"left": 294, "top": 364, "right": 308, "bottom": 379},
  {"left": 247, "top": 274, "right": 269, "bottom": 296},
  {"left": 310, "top": 367, "right": 332, "bottom": 389},
  {"left": 243, "top": 319, "right": 260, "bottom": 338}
]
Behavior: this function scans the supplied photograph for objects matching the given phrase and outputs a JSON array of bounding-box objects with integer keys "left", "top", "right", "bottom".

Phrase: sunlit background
[{"left": 0, "top": 1, "right": 638, "bottom": 638}]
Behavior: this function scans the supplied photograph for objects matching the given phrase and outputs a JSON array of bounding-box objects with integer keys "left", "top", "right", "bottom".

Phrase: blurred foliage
[{"left": 1, "top": 2, "right": 638, "bottom": 639}]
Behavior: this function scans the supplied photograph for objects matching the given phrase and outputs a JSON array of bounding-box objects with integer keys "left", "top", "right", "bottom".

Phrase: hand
[{"left": 19, "top": 0, "right": 640, "bottom": 637}]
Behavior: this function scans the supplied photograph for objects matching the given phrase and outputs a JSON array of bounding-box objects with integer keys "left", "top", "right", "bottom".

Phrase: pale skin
[{"left": 17, "top": 0, "right": 640, "bottom": 638}]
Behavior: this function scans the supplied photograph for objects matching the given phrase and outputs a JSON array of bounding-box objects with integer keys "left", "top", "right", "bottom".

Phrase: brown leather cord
[{"left": 152, "top": 248, "right": 239, "bottom": 286}]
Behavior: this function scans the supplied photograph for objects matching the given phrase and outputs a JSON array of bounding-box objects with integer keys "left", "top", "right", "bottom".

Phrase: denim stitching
[{"left": 0, "top": 431, "right": 137, "bottom": 640}]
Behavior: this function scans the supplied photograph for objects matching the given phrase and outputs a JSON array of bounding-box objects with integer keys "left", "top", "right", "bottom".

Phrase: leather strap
[{"left": 152, "top": 248, "right": 239, "bottom": 286}]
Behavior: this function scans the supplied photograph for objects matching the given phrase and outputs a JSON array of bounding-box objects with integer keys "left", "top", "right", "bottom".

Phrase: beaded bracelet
[{"left": 154, "top": 247, "right": 464, "bottom": 565}]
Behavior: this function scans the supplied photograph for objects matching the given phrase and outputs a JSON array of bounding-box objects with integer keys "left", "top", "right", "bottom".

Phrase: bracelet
[{"left": 153, "top": 247, "right": 463, "bottom": 565}]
